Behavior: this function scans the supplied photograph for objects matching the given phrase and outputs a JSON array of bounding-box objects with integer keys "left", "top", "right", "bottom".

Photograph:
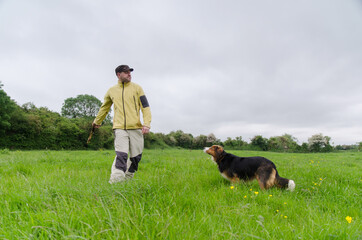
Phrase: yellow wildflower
[
  {"left": 254, "top": 192, "right": 259, "bottom": 195},
  {"left": 269, "top": 195, "right": 273, "bottom": 197},
  {"left": 346, "top": 216, "right": 352, "bottom": 223},
  {"left": 230, "top": 186, "right": 235, "bottom": 190},
  {"left": 284, "top": 216, "right": 288, "bottom": 219},
  {"left": 244, "top": 196, "right": 247, "bottom": 198}
]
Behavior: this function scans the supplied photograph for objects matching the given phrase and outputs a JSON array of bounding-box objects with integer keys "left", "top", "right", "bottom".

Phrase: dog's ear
[
  {"left": 216, "top": 145, "right": 224, "bottom": 152},
  {"left": 215, "top": 145, "right": 225, "bottom": 158}
]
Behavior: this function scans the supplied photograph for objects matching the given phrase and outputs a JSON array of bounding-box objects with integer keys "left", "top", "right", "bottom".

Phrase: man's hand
[
  {"left": 92, "top": 122, "right": 101, "bottom": 129},
  {"left": 142, "top": 126, "right": 150, "bottom": 135}
]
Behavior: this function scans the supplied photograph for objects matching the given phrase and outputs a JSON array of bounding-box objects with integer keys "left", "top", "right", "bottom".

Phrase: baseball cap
[{"left": 115, "top": 65, "right": 134, "bottom": 74}]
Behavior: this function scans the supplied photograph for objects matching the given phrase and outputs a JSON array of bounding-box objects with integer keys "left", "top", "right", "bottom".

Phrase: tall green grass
[{"left": 0, "top": 149, "right": 361, "bottom": 239}]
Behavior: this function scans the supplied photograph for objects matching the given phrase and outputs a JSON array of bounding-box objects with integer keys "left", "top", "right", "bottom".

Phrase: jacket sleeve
[
  {"left": 138, "top": 86, "right": 152, "bottom": 128},
  {"left": 93, "top": 90, "right": 113, "bottom": 125}
]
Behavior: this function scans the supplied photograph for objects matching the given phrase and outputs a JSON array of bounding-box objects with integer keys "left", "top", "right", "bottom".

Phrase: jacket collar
[{"left": 118, "top": 81, "right": 131, "bottom": 87}]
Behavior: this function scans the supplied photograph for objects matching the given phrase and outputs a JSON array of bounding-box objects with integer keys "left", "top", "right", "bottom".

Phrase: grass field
[{"left": 0, "top": 149, "right": 361, "bottom": 239}]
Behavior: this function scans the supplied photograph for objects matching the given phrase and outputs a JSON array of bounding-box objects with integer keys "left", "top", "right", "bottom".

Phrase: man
[{"left": 93, "top": 65, "right": 152, "bottom": 183}]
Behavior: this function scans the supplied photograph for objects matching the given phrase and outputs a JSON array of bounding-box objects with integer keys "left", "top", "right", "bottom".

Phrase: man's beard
[{"left": 121, "top": 78, "right": 131, "bottom": 83}]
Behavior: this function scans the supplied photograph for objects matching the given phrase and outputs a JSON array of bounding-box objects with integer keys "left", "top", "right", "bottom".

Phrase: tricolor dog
[{"left": 204, "top": 145, "right": 295, "bottom": 191}]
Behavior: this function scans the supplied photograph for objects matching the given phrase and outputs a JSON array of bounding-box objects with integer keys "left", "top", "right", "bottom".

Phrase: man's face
[{"left": 118, "top": 71, "right": 132, "bottom": 83}]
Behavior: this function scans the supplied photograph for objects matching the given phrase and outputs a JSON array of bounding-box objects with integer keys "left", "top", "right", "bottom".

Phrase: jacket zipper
[{"left": 122, "top": 82, "right": 126, "bottom": 129}]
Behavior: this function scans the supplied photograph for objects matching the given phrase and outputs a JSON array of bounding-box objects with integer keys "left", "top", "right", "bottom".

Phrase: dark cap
[{"left": 115, "top": 65, "right": 134, "bottom": 74}]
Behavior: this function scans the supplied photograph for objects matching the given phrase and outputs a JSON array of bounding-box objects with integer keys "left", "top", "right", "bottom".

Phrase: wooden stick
[{"left": 87, "top": 126, "right": 95, "bottom": 144}]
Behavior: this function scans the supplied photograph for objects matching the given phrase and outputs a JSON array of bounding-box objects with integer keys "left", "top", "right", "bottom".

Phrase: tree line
[
  {"left": 1, "top": 82, "right": 361, "bottom": 152},
  {"left": 0, "top": 83, "right": 112, "bottom": 150}
]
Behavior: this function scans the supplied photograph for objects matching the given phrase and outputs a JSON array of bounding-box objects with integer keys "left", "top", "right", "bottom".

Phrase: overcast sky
[{"left": 1, "top": 0, "right": 361, "bottom": 145}]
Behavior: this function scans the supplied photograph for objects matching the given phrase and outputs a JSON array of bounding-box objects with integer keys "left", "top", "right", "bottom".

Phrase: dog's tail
[{"left": 275, "top": 171, "right": 295, "bottom": 191}]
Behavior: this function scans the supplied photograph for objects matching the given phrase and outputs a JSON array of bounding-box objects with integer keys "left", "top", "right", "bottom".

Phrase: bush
[
  {"left": 224, "top": 136, "right": 246, "bottom": 150},
  {"left": 250, "top": 135, "right": 268, "bottom": 151},
  {"left": 144, "top": 132, "right": 169, "bottom": 149}
]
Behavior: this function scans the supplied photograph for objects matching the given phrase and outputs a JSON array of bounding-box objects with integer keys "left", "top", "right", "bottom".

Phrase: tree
[
  {"left": 267, "top": 134, "right": 298, "bottom": 152},
  {"left": 0, "top": 82, "right": 17, "bottom": 135},
  {"left": 178, "top": 132, "right": 193, "bottom": 149},
  {"left": 207, "top": 133, "right": 216, "bottom": 143},
  {"left": 300, "top": 143, "right": 309, "bottom": 153},
  {"left": 308, "top": 133, "right": 333, "bottom": 152},
  {"left": 61, "top": 94, "right": 111, "bottom": 121},
  {"left": 224, "top": 136, "right": 245, "bottom": 149},
  {"left": 250, "top": 135, "right": 268, "bottom": 151},
  {"left": 193, "top": 135, "right": 207, "bottom": 149},
  {"left": 205, "top": 133, "right": 223, "bottom": 146},
  {"left": 167, "top": 130, "right": 193, "bottom": 148},
  {"left": 163, "top": 134, "right": 177, "bottom": 147}
]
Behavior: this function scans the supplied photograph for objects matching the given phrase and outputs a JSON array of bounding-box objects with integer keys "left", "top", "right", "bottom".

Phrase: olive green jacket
[{"left": 94, "top": 81, "right": 151, "bottom": 129}]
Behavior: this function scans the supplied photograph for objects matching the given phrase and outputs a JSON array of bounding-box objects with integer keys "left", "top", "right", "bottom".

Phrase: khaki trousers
[{"left": 109, "top": 129, "right": 144, "bottom": 183}]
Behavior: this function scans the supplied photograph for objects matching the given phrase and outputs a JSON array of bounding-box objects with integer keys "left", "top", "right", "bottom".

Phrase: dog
[{"left": 204, "top": 145, "right": 295, "bottom": 191}]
